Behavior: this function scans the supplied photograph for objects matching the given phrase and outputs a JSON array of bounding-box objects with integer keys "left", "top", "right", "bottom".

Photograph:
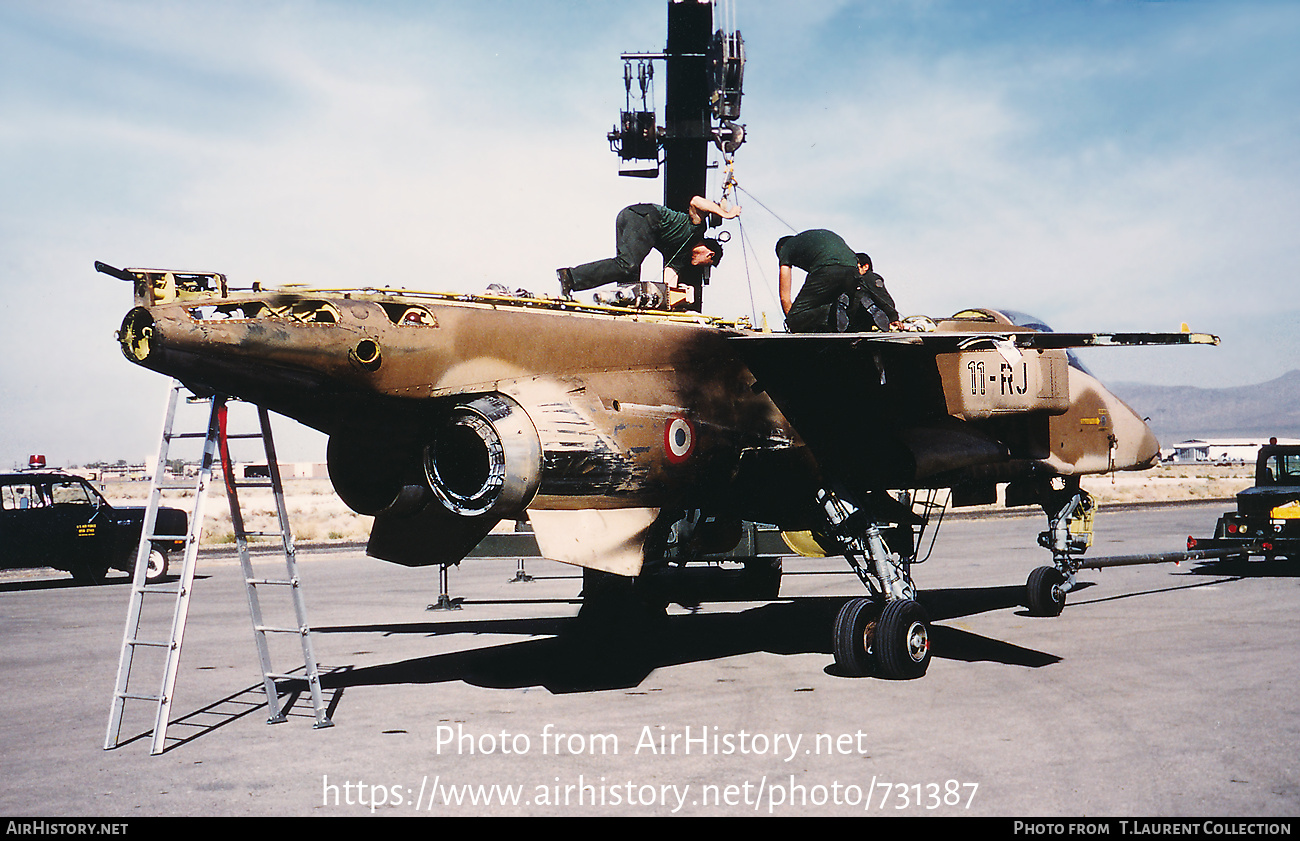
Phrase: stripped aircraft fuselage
[{"left": 112, "top": 266, "right": 1186, "bottom": 578}]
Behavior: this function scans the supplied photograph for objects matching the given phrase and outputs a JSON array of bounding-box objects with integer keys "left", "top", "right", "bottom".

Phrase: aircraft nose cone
[
  {"left": 1134, "top": 421, "right": 1161, "bottom": 468},
  {"left": 1112, "top": 395, "right": 1162, "bottom": 469}
]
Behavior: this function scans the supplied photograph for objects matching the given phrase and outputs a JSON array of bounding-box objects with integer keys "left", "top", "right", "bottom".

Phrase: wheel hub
[{"left": 905, "top": 621, "right": 929, "bottom": 663}]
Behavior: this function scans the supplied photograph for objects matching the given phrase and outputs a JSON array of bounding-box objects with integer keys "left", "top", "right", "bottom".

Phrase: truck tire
[{"left": 145, "top": 547, "right": 170, "bottom": 583}]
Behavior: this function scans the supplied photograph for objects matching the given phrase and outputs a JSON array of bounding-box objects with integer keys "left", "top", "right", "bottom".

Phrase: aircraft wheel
[
  {"left": 144, "top": 548, "right": 170, "bottom": 584},
  {"left": 874, "top": 599, "right": 931, "bottom": 680},
  {"left": 1026, "top": 566, "right": 1066, "bottom": 617},
  {"left": 832, "top": 597, "right": 880, "bottom": 676}
]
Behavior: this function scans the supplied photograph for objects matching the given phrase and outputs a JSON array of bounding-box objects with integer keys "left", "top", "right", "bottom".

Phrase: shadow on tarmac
[
  {"left": 0, "top": 571, "right": 208, "bottom": 593},
  {"left": 1186, "top": 557, "right": 1299, "bottom": 578},
  {"left": 147, "top": 563, "right": 1289, "bottom": 750},
  {"left": 0, "top": 573, "right": 133, "bottom": 592},
  {"left": 310, "top": 585, "right": 1067, "bottom": 696},
  {"left": 118, "top": 668, "right": 353, "bottom": 755},
  {"left": 1069, "top": 573, "right": 1250, "bottom": 608}
]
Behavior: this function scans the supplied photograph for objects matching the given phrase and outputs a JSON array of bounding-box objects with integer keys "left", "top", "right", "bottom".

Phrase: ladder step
[
  {"left": 265, "top": 672, "right": 320, "bottom": 683},
  {"left": 247, "top": 578, "right": 297, "bottom": 586},
  {"left": 127, "top": 638, "right": 174, "bottom": 649},
  {"left": 117, "top": 691, "right": 163, "bottom": 702},
  {"left": 145, "top": 533, "right": 189, "bottom": 542},
  {"left": 233, "top": 480, "right": 275, "bottom": 488},
  {"left": 256, "top": 625, "right": 305, "bottom": 634},
  {"left": 135, "top": 584, "right": 184, "bottom": 596}
]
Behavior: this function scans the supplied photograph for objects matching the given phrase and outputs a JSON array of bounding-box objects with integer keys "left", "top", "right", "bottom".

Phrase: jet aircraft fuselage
[{"left": 110, "top": 264, "right": 1195, "bottom": 580}]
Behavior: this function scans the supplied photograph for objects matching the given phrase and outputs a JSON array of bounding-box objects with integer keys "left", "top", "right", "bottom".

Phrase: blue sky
[{"left": 2, "top": 0, "right": 1297, "bottom": 468}]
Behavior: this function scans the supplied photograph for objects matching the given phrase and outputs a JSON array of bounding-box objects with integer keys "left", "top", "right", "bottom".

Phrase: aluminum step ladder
[
  {"left": 214, "top": 398, "right": 332, "bottom": 733},
  {"left": 104, "top": 381, "right": 220, "bottom": 754},
  {"left": 104, "top": 381, "right": 330, "bottom": 755}
]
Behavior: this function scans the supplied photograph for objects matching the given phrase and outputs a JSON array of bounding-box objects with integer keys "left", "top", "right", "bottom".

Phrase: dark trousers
[
  {"left": 789, "top": 291, "right": 891, "bottom": 332},
  {"left": 568, "top": 205, "right": 659, "bottom": 291},
  {"left": 785, "top": 264, "right": 858, "bottom": 332}
]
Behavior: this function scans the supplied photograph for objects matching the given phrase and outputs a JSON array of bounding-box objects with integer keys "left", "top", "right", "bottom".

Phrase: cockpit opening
[{"left": 995, "top": 309, "right": 1094, "bottom": 376}]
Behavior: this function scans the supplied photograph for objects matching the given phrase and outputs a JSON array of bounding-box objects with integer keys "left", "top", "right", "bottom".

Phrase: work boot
[{"left": 556, "top": 268, "right": 574, "bottom": 299}]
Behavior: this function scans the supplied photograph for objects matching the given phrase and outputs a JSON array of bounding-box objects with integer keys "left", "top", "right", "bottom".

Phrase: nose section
[
  {"left": 1128, "top": 417, "right": 1161, "bottom": 469},
  {"left": 1049, "top": 367, "right": 1163, "bottom": 474},
  {"left": 1138, "top": 417, "right": 1161, "bottom": 466},
  {"left": 1106, "top": 389, "right": 1161, "bottom": 470}
]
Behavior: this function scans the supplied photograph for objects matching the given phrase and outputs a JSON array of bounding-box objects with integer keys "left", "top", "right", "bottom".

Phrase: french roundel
[{"left": 664, "top": 415, "right": 695, "bottom": 463}]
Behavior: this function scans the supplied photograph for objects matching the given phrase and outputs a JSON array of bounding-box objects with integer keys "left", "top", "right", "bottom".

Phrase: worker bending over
[
  {"left": 559, "top": 196, "right": 741, "bottom": 297},
  {"left": 777, "top": 229, "right": 899, "bottom": 332}
]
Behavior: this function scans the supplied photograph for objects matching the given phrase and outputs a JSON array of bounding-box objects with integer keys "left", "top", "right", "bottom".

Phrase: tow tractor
[{"left": 1187, "top": 442, "right": 1300, "bottom": 561}]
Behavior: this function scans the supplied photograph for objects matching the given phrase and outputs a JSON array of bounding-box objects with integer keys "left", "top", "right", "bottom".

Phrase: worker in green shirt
[
  {"left": 777, "top": 230, "right": 898, "bottom": 332},
  {"left": 559, "top": 196, "right": 740, "bottom": 296}
]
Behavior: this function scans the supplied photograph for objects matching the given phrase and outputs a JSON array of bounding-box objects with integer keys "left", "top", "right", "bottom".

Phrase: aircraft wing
[
  {"left": 732, "top": 329, "right": 1219, "bottom": 352},
  {"left": 729, "top": 329, "right": 1218, "bottom": 492}
]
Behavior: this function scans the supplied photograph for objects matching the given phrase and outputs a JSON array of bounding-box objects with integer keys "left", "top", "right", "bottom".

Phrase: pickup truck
[
  {"left": 1187, "top": 443, "right": 1300, "bottom": 560},
  {"left": 0, "top": 470, "right": 187, "bottom": 583}
]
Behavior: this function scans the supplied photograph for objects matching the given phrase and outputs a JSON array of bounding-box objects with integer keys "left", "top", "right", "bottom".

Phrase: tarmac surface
[{"left": 1, "top": 500, "right": 1297, "bottom": 818}]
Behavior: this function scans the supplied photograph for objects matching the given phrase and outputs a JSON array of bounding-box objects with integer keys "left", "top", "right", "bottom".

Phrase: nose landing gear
[{"left": 1027, "top": 478, "right": 1095, "bottom": 617}]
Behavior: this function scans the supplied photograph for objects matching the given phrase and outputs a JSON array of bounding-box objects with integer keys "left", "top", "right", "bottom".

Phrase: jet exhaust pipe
[
  {"left": 424, "top": 395, "right": 543, "bottom": 518},
  {"left": 326, "top": 434, "right": 423, "bottom": 516},
  {"left": 328, "top": 394, "right": 543, "bottom": 520},
  {"left": 334, "top": 394, "right": 544, "bottom": 568}
]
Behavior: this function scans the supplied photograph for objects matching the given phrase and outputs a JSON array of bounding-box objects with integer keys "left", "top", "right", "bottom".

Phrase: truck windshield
[{"left": 1261, "top": 453, "right": 1300, "bottom": 485}]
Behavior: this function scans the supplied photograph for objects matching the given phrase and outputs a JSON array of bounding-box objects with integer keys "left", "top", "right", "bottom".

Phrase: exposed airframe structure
[
  {"left": 97, "top": 0, "right": 1220, "bottom": 679},
  {"left": 103, "top": 260, "right": 1217, "bottom": 678}
]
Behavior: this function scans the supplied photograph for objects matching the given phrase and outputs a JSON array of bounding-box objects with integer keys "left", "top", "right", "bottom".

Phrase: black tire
[
  {"left": 1026, "top": 566, "right": 1066, "bottom": 617},
  {"left": 833, "top": 597, "right": 880, "bottom": 676},
  {"left": 874, "top": 598, "right": 931, "bottom": 680}
]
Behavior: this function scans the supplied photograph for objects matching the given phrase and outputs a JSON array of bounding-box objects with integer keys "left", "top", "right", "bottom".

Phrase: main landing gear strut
[
  {"left": 820, "top": 487, "right": 942, "bottom": 680},
  {"left": 823, "top": 477, "right": 1096, "bottom": 680}
]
